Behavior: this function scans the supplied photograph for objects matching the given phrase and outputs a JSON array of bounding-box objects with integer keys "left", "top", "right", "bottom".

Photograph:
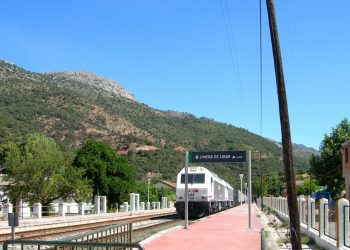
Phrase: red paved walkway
[{"left": 142, "top": 204, "right": 262, "bottom": 250}]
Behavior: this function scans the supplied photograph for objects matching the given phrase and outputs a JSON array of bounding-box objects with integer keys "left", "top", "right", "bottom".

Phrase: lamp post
[
  {"left": 147, "top": 178, "right": 151, "bottom": 203},
  {"left": 239, "top": 174, "right": 244, "bottom": 205},
  {"left": 245, "top": 182, "right": 247, "bottom": 202}
]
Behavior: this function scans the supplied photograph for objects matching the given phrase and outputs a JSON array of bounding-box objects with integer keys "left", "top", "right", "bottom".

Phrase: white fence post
[
  {"left": 135, "top": 194, "right": 140, "bottom": 211},
  {"left": 146, "top": 202, "right": 151, "bottom": 210},
  {"left": 22, "top": 202, "right": 30, "bottom": 218},
  {"left": 33, "top": 202, "right": 42, "bottom": 218},
  {"left": 161, "top": 197, "right": 167, "bottom": 209},
  {"left": 130, "top": 193, "right": 135, "bottom": 212},
  {"left": 280, "top": 197, "right": 283, "bottom": 214},
  {"left": 59, "top": 203, "right": 66, "bottom": 217},
  {"left": 101, "top": 196, "right": 107, "bottom": 214},
  {"left": 94, "top": 195, "right": 100, "bottom": 214},
  {"left": 157, "top": 202, "right": 161, "bottom": 210},
  {"left": 140, "top": 202, "right": 145, "bottom": 211},
  {"left": 3, "top": 203, "right": 13, "bottom": 220},
  {"left": 79, "top": 202, "right": 85, "bottom": 215},
  {"left": 152, "top": 202, "right": 156, "bottom": 210},
  {"left": 306, "top": 196, "right": 311, "bottom": 229},
  {"left": 299, "top": 195, "right": 304, "bottom": 224},
  {"left": 337, "top": 198, "right": 349, "bottom": 248},
  {"left": 284, "top": 198, "right": 288, "bottom": 216},
  {"left": 319, "top": 198, "right": 328, "bottom": 237},
  {"left": 123, "top": 202, "right": 129, "bottom": 212}
]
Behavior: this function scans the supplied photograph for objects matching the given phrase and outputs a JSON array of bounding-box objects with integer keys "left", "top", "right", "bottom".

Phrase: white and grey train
[{"left": 175, "top": 166, "right": 245, "bottom": 218}]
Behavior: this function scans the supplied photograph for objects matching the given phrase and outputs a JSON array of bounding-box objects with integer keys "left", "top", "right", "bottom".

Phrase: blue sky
[{"left": 0, "top": 1, "right": 349, "bottom": 150}]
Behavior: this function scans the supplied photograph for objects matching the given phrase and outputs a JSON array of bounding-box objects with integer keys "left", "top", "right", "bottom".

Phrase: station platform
[{"left": 142, "top": 204, "right": 262, "bottom": 250}]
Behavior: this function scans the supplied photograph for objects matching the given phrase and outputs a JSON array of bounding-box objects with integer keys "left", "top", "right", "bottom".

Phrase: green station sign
[{"left": 188, "top": 151, "right": 247, "bottom": 163}]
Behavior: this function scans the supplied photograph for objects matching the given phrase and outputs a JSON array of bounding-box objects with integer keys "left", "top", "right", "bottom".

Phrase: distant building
[
  {"left": 342, "top": 140, "right": 350, "bottom": 200},
  {"left": 155, "top": 180, "right": 176, "bottom": 191},
  {"left": 0, "top": 174, "right": 9, "bottom": 202}
]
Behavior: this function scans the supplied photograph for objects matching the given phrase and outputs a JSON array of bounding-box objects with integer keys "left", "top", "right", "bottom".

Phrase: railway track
[
  {"left": 0, "top": 211, "right": 177, "bottom": 243},
  {"left": 132, "top": 217, "right": 182, "bottom": 243}
]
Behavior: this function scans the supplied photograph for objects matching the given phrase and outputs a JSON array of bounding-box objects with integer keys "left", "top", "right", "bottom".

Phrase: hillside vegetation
[{"left": 0, "top": 61, "right": 314, "bottom": 188}]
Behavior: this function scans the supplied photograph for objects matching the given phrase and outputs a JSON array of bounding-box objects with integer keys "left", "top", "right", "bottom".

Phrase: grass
[
  {"left": 301, "top": 233, "right": 315, "bottom": 245},
  {"left": 280, "top": 221, "right": 289, "bottom": 229}
]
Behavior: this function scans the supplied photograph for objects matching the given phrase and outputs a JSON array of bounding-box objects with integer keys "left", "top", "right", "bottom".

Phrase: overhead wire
[
  {"left": 218, "top": 0, "right": 247, "bottom": 125},
  {"left": 260, "top": 0, "right": 263, "bottom": 137}
]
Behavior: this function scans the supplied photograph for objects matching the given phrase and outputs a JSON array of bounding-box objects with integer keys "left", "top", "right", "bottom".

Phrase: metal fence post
[
  {"left": 319, "top": 198, "right": 328, "bottom": 237},
  {"left": 336, "top": 198, "right": 349, "bottom": 248},
  {"left": 310, "top": 198, "right": 315, "bottom": 229}
]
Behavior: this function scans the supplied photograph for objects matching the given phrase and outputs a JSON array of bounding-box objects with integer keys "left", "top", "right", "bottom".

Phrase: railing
[
  {"left": 3, "top": 239, "right": 144, "bottom": 250},
  {"left": 60, "top": 221, "right": 133, "bottom": 243},
  {"left": 325, "top": 203, "right": 336, "bottom": 240},
  {"left": 311, "top": 201, "right": 318, "bottom": 230},
  {"left": 262, "top": 196, "right": 350, "bottom": 250},
  {"left": 343, "top": 205, "right": 350, "bottom": 248}
]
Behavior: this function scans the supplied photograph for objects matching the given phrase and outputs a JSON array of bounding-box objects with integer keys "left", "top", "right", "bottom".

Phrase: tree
[
  {"left": 310, "top": 118, "right": 350, "bottom": 198},
  {"left": 134, "top": 180, "right": 175, "bottom": 202},
  {"left": 73, "top": 140, "right": 136, "bottom": 208},
  {"left": 0, "top": 133, "right": 92, "bottom": 206},
  {"left": 296, "top": 179, "right": 320, "bottom": 196}
]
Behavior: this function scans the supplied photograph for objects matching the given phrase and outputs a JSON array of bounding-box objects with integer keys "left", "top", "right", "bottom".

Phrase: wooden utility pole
[
  {"left": 265, "top": 1, "right": 301, "bottom": 250},
  {"left": 260, "top": 152, "right": 264, "bottom": 208}
]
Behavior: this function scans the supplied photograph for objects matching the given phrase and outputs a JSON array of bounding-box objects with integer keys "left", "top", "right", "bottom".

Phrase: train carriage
[{"left": 175, "top": 166, "right": 240, "bottom": 218}]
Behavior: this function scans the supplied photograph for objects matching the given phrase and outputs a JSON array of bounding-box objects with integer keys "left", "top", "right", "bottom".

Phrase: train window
[{"left": 180, "top": 174, "right": 205, "bottom": 184}]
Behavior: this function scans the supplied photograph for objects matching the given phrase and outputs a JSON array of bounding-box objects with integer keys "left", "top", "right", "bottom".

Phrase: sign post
[
  {"left": 184, "top": 150, "right": 252, "bottom": 230},
  {"left": 8, "top": 212, "right": 19, "bottom": 240},
  {"left": 184, "top": 151, "right": 189, "bottom": 229},
  {"left": 248, "top": 150, "right": 252, "bottom": 229},
  {"left": 239, "top": 174, "right": 244, "bottom": 206}
]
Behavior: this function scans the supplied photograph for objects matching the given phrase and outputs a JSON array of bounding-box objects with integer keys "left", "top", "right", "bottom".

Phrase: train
[{"left": 174, "top": 166, "right": 243, "bottom": 218}]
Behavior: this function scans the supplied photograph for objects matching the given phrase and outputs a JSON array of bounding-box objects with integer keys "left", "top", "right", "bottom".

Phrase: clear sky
[{"left": 0, "top": 1, "right": 349, "bottom": 150}]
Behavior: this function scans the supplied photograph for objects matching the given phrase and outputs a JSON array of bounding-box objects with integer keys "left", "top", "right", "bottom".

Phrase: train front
[{"left": 174, "top": 166, "right": 211, "bottom": 218}]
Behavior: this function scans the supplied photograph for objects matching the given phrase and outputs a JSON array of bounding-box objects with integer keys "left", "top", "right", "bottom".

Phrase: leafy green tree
[
  {"left": 73, "top": 140, "right": 136, "bottom": 208},
  {"left": 310, "top": 118, "right": 350, "bottom": 197},
  {"left": 296, "top": 179, "right": 321, "bottom": 196},
  {"left": 265, "top": 174, "right": 284, "bottom": 196},
  {"left": 0, "top": 133, "right": 92, "bottom": 206},
  {"left": 134, "top": 181, "right": 175, "bottom": 202}
]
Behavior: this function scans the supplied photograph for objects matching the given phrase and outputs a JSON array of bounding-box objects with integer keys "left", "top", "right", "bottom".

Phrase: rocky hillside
[
  {"left": 0, "top": 60, "right": 313, "bottom": 186},
  {"left": 46, "top": 71, "right": 136, "bottom": 101}
]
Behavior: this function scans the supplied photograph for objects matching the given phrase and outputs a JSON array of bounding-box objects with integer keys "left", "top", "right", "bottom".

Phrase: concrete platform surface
[{"left": 142, "top": 204, "right": 262, "bottom": 250}]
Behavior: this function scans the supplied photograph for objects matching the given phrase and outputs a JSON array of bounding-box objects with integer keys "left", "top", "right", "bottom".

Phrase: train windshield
[{"left": 180, "top": 174, "right": 205, "bottom": 184}]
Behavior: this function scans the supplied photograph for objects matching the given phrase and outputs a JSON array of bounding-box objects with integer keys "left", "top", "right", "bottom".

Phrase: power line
[
  {"left": 218, "top": 0, "right": 246, "bottom": 124},
  {"left": 259, "top": 0, "right": 263, "bottom": 137}
]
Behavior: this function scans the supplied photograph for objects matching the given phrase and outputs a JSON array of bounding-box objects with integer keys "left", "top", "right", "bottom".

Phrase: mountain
[
  {"left": 46, "top": 71, "right": 136, "bottom": 101},
  {"left": 0, "top": 60, "right": 312, "bottom": 187},
  {"left": 269, "top": 139, "right": 319, "bottom": 173}
]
